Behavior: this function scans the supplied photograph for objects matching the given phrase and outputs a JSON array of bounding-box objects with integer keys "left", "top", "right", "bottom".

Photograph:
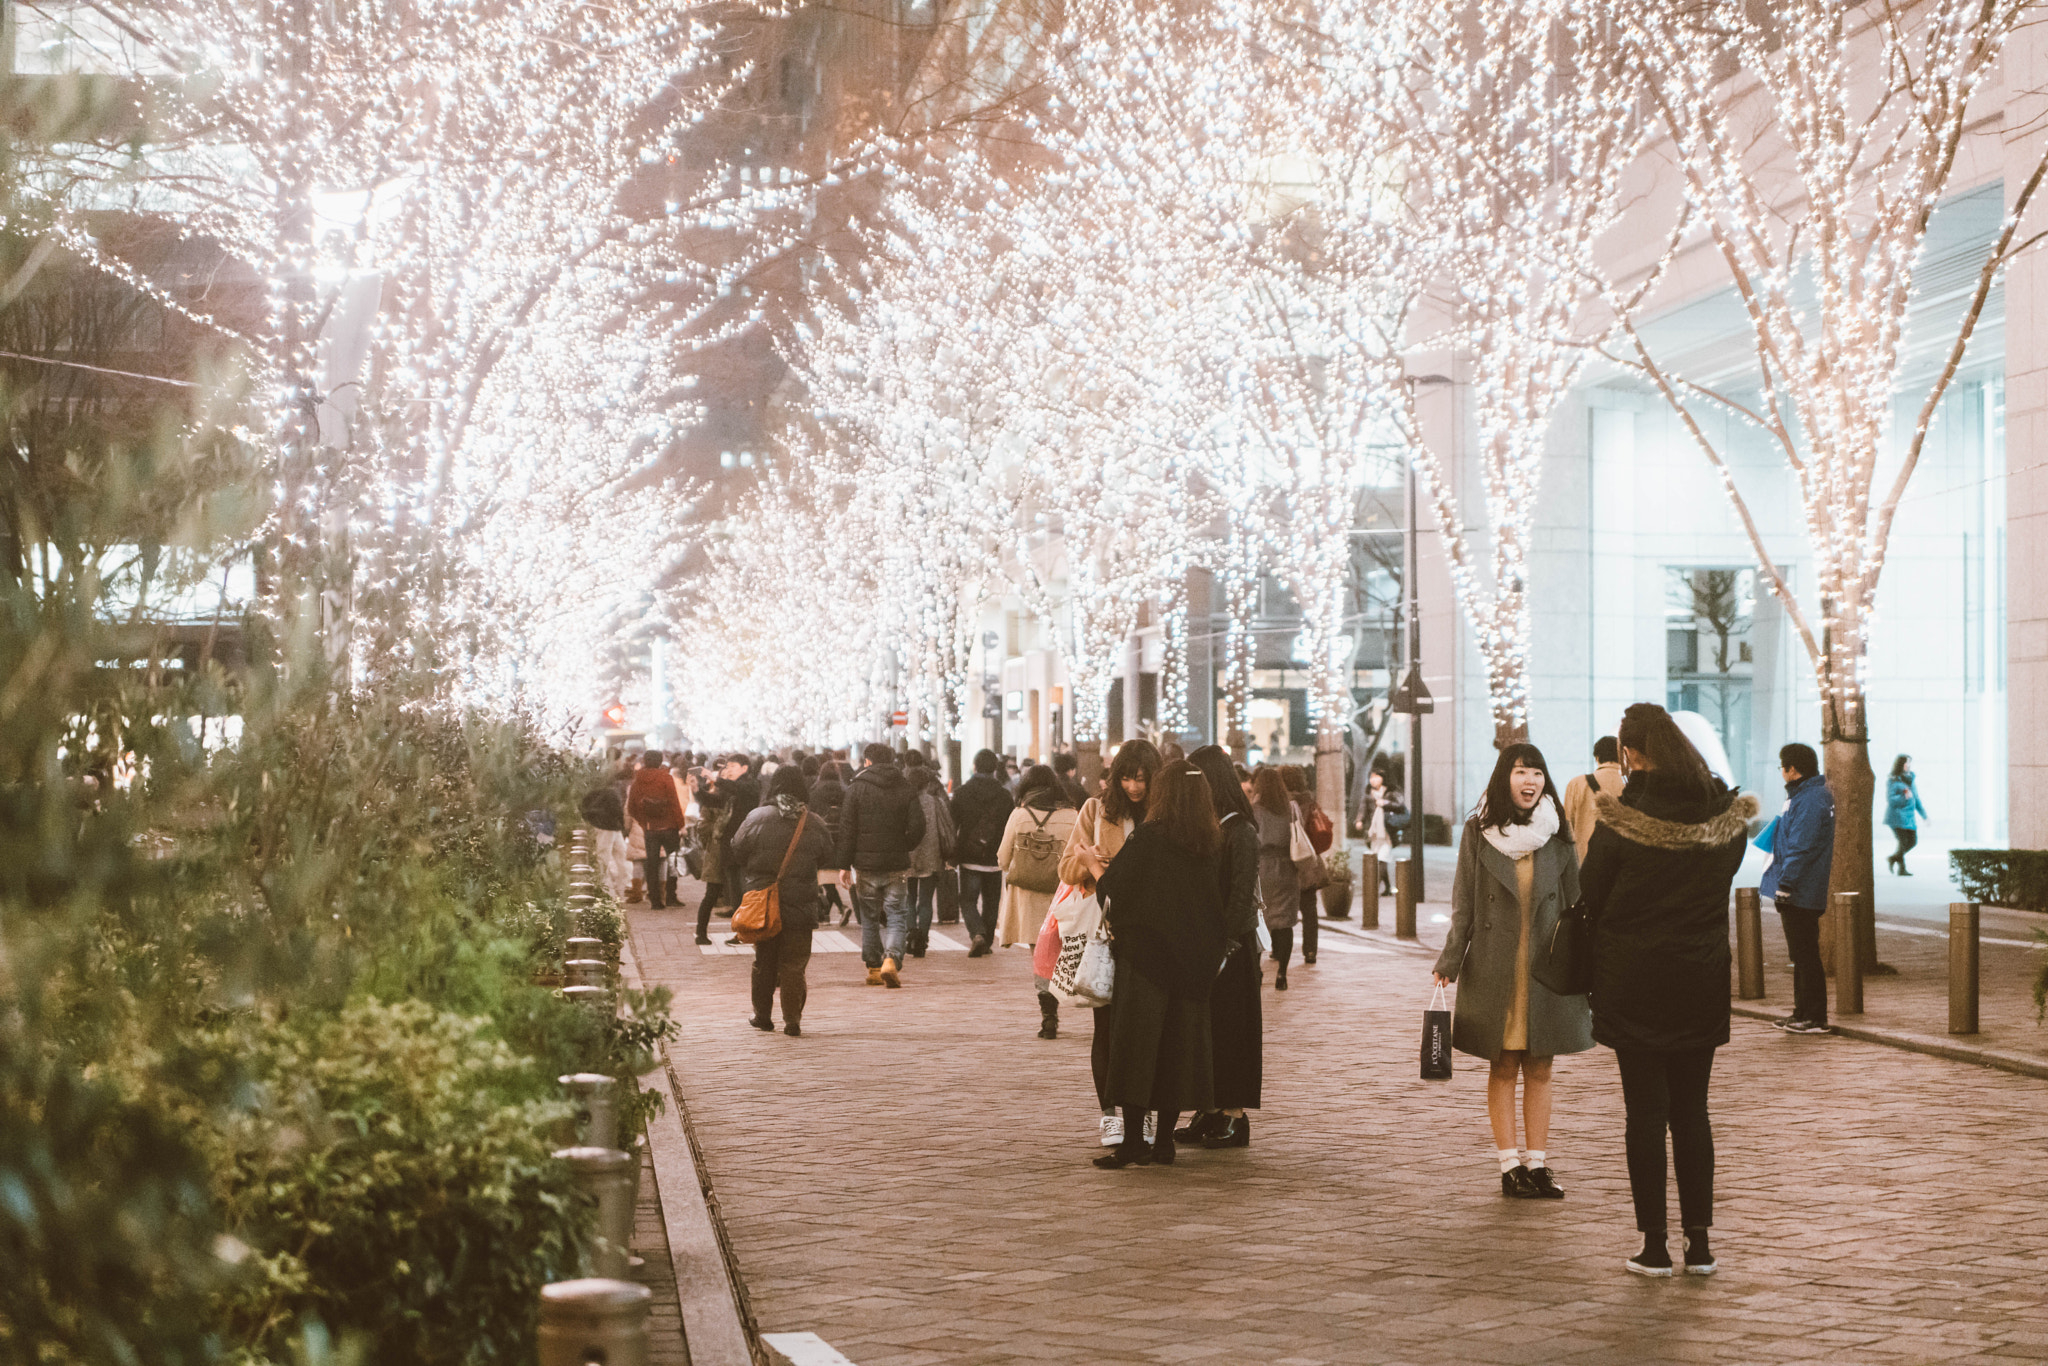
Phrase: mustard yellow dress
[{"left": 1501, "top": 855, "right": 1535, "bottom": 1051}]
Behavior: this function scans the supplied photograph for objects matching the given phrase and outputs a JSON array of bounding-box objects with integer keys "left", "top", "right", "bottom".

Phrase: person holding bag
[
  {"left": 731, "top": 766, "right": 837, "bottom": 1037},
  {"left": 1058, "top": 740, "right": 1161, "bottom": 1146},
  {"left": 1433, "top": 744, "right": 1593, "bottom": 1200},
  {"left": 1173, "top": 745, "right": 1265, "bottom": 1150},
  {"left": 997, "top": 766, "right": 1080, "bottom": 1036},
  {"left": 1580, "top": 703, "right": 1756, "bottom": 1278},
  {"left": 1250, "top": 767, "right": 1302, "bottom": 989},
  {"left": 1075, "top": 762, "right": 1228, "bottom": 1169},
  {"left": 1281, "top": 766, "right": 1329, "bottom": 966}
]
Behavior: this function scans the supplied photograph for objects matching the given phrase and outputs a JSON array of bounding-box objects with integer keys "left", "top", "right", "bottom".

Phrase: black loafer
[
  {"left": 1093, "top": 1143, "right": 1154, "bottom": 1170},
  {"left": 1200, "top": 1115, "right": 1251, "bottom": 1149},
  {"left": 747, "top": 1017, "right": 774, "bottom": 1031},
  {"left": 1526, "top": 1166, "right": 1565, "bottom": 1199},
  {"left": 1150, "top": 1137, "right": 1176, "bottom": 1165},
  {"left": 1173, "top": 1112, "right": 1222, "bottom": 1143},
  {"left": 1501, "top": 1166, "right": 1540, "bottom": 1199}
]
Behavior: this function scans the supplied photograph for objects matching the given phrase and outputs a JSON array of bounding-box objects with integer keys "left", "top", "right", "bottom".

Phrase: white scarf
[{"left": 1479, "top": 796, "right": 1559, "bottom": 860}]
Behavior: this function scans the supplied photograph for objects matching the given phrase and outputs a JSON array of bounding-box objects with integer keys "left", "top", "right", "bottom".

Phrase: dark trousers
[
  {"left": 959, "top": 869, "right": 1002, "bottom": 943},
  {"left": 1779, "top": 902, "right": 1828, "bottom": 1025},
  {"left": 908, "top": 875, "right": 939, "bottom": 947},
  {"left": 643, "top": 828, "right": 681, "bottom": 908},
  {"left": 1891, "top": 827, "right": 1918, "bottom": 863},
  {"left": 1091, "top": 1001, "right": 1116, "bottom": 1110},
  {"left": 1298, "top": 888, "right": 1319, "bottom": 959},
  {"left": 751, "top": 925, "right": 813, "bottom": 1026},
  {"left": 1615, "top": 1047, "right": 1716, "bottom": 1235},
  {"left": 1272, "top": 925, "right": 1294, "bottom": 969}
]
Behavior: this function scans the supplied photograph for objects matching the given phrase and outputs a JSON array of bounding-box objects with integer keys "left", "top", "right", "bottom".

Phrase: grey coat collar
[{"left": 1474, "top": 829, "right": 1570, "bottom": 898}]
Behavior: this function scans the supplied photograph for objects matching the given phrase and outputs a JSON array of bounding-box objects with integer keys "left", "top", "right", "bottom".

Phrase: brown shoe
[
  {"left": 865, "top": 967, "right": 884, "bottom": 986},
  {"left": 881, "top": 957, "right": 901, "bottom": 988}
]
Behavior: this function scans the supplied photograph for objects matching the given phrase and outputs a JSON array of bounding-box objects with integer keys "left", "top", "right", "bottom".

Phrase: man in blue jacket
[{"left": 1760, "top": 743, "right": 1835, "bottom": 1034}]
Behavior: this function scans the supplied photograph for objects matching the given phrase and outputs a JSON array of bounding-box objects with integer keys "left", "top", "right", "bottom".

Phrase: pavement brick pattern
[
  {"left": 632, "top": 893, "right": 2048, "bottom": 1366},
  {"left": 631, "top": 1139, "right": 692, "bottom": 1365}
]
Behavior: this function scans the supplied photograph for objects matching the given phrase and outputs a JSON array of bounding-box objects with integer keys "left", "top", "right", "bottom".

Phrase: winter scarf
[{"left": 1479, "top": 795, "right": 1560, "bottom": 860}]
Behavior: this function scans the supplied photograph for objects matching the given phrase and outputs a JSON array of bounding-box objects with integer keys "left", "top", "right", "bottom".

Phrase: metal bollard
[
  {"left": 1735, "top": 888, "right": 1765, "bottom": 1000},
  {"left": 1394, "top": 858, "right": 1418, "bottom": 940},
  {"left": 537, "top": 1277, "right": 650, "bottom": 1366},
  {"left": 561, "top": 1073, "right": 620, "bottom": 1150},
  {"left": 565, "top": 936, "right": 610, "bottom": 963},
  {"left": 1831, "top": 891, "right": 1863, "bottom": 1016},
  {"left": 1949, "top": 902, "right": 1980, "bottom": 1035},
  {"left": 1360, "top": 854, "right": 1380, "bottom": 930},
  {"left": 565, "top": 959, "right": 612, "bottom": 989},
  {"left": 555, "top": 1147, "right": 637, "bottom": 1278}
]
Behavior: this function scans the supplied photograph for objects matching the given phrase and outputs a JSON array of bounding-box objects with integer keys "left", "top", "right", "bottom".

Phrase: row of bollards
[
  {"left": 1349, "top": 852, "right": 1417, "bottom": 939},
  {"left": 1734, "top": 886, "right": 1982, "bottom": 1036},
  {"left": 538, "top": 829, "right": 652, "bottom": 1366}
]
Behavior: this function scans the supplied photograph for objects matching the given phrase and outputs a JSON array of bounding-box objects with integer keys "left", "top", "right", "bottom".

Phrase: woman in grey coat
[
  {"left": 1249, "top": 766, "right": 1301, "bottom": 990},
  {"left": 1433, "top": 743, "right": 1593, "bottom": 1201}
]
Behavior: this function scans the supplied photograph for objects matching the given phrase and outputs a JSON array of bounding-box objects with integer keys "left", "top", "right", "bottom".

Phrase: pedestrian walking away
[
  {"left": 625, "top": 751, "right": 687, "bottom": 910},
  {"left": 951, "top": 749, "right": 1015, "bottom": 956},
  {"left": 1561, "top": 736, "right": 1625, "bottom": 867},
  {"left": 903, "top": 751, "right": 957, "bottom": 958},
  {"left": 809, "top": 760, "right": 852, "bottom": 925},
  {"left": 1884, "top": 754, "right": 1929, "bottom": 876},
  {"left": 1580, "top": 702, "right": 1756, "bottom": 1279},
  {"left": 1282, "top": 764, "right": 1330, "bottom": 967},
  {"left": 731, "top": 766, "right": 837, "bottom": 1037},
  {"left": 1761, "top": 743, "right": 1836, "bottom": 1035},
  {"left": 1176, "top": 744, "right": 1263, "bottom": 1151},
  {"left": 1058, "top": 740, "right": 1161, "bottom": 1142},
  {"left": 838, "top": 743, "right": 927, "bottom": 988},
  {"left": 1250, "top": 767, "right": 1301, "bottom": 990},
  {"left": 998, "top": 763, "right": 1080, "bottom": 1037},
  {"left": 1433, "top": 743, "right": 1593, "bottom": 1200},
  {"left": 1079, "top": 761, "right": 1228, "bottom": 1170}
]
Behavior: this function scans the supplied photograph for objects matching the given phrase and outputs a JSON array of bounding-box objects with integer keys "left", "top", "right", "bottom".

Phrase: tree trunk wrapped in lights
[{"left": 1619, "top": 0, "right": 2048, "bottom": 965}]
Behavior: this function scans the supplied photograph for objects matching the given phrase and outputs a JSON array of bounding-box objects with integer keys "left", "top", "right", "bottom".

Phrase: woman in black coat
[
  {"left": 808, "top": 762, "right": 851, "bottom": 925},
  {"left": 1173, "top": 745, "right": 1263, "bottom": 1149},
  {"left": 1580, "top": 703, "right": 1757, "bottom": 1279},
  {"left": 1075, "top": 762, "right": 1228, "bottom": 1169}
]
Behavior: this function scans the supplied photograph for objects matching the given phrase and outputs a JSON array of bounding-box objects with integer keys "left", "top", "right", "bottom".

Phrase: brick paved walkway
[{"left": 632, "top": 893, "right": 2048, "bottom": 1365}]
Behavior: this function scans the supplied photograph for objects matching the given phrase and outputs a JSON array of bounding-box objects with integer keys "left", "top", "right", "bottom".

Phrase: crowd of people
[{"left": 585, "top": 701, "right": 1892, "bottom": 1278}]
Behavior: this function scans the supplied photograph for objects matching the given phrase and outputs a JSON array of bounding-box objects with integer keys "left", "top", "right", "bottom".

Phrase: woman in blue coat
[{"left": 1884, "top": 755, "right": 1929, "bottom": 876}]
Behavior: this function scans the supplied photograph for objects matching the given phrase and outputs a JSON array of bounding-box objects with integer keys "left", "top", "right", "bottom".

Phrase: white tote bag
[{"left": 1069, "top": 929, "right": 1115, "bottom": 1007}]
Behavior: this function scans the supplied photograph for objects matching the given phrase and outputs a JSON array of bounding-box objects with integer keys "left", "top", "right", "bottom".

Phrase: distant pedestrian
[
  {"left": 1761, "top": 743, "right": 1836, "bottom": 1036},
  {"left": 1175, "top": 744, "right": 1263, "bottom": 1150},
  {"left": 703, "top": 755, "right": 760, "bottom": 943},
  {"left": 1581, "top": 702, "right": 1756, "bottom": 1278},
  {"left": 1059, "top": 739, "right": 1161, "bottom": 1142},
  {"left": 1562, "top": 736, "right": 1625, "bottom": 866},
  {"left": 732, "top": 766, "right": 836, "bottom": 1037},
  {"left": 998, "top": 765, "right": 1079, "bottom": 1036},
  {"left": 1250, "top": 767, "right": 1301, "bottom": 990},
  {"left": 625, "top": 751, "right": 687, "bottom": 910},
  {"left": 1354, "top": 768, "right": 1402, "bottom": 894},
  {"left": 1884, "top": 755, "right": 1928, "bottom": 876},
  {"left": 809, "top": 760, "right": 852, "bottom": 925},
  {"left": 903, "top": 752, "right": 956, "bottom": 958},
  {"left": 693, "top": 771, "right": 729, "bottom": 932},
  {"left": 950, "top": 750, "right": 1014, "bottom": 956},
  {"left": 1433, "top": 743, "right": 1593, "bottom": 1201},
  {"left": 838, "top": 743, "right": 927, "bottom": 988},
  {"left": 1082, "top": 761, "right": 1228, "bottom": 1169},
  {"left": 1053, "top": 751, "right": 1090, "bottom": 810},
  {"left": 1282, "top": 765, "right": 1330, "bottom": 967}
]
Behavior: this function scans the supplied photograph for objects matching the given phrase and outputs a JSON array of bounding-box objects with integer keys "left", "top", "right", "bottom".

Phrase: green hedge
[{"left": 1949, "top": 849, "right": 2048, "bottom": 911}]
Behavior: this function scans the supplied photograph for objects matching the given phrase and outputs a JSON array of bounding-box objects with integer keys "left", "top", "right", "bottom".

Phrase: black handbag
[{"left": 1531, "top": 897, "right": 1592, "bottom": 997}]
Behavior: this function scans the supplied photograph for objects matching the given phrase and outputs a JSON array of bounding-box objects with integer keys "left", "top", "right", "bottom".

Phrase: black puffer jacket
[
  {"left": 808, "top": 775, "right": 847, "bottom": 871},
  {"left": 710, "top": 774, "right": 760, "bottom": 852},
  {"left": 1580, "top": 769, "right": 1758, "bottom": 1053},
  {"left": 731, "top": 799, "right": 838, "bottom": 932},
  {"left": 837, "top": 762, "right": 927, "bottom": 873},
  {"left": 948, "top": 772, "right": 1015, "bottom": 867}
]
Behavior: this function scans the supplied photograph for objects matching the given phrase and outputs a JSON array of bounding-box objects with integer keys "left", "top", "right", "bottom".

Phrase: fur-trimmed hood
[{"left": 1594, "top": 790, "right": 1758, "bottom": 850}]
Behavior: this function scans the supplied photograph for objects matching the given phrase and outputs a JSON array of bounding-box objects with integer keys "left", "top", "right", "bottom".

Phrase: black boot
[{"left": 1037, "top": 991, "right": 1059, "bottom": 1039}]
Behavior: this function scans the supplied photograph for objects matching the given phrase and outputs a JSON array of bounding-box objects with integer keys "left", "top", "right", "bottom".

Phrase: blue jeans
[
  {"left": 854, "top": 871, "right": 912, "bottom": 967},
  {"left": 958, "top": 869, "right": 1001, "bottom": 943}
]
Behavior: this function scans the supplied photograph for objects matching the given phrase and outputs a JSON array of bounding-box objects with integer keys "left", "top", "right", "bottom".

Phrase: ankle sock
[
  {"left": 1524, "top": 1149, "right": 1546, "bottom": 1171},
  {"left": 1498, "top": 1149, "right": 1523, "bottom": 1174}
]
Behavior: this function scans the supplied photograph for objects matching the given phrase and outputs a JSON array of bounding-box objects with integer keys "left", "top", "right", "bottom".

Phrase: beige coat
[
  {"left": 1057, "top": 797, "right": 1134, "bottom": 891},
  {"left": 995, "top": 803, "right": 1080, "bottom": 945},
  {"left": 1562, "top": 763, "right": 1625, "bottom": 864}
]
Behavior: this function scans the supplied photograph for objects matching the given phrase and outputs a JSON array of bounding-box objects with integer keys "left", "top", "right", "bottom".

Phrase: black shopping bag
[{"left": 1421, "top": 984, "right": 1454, "bottom": 1080}]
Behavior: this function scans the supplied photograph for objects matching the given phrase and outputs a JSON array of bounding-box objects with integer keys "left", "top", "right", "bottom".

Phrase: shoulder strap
[
  {"left": 1586, "top": 772, "right": 1601, "bottom": 794},
  {"left": 775, "top": 809, "right": 810, "bottom": 880},
  {"left": 1029, "top": 805, "right": 1051, "bottom": 832}
]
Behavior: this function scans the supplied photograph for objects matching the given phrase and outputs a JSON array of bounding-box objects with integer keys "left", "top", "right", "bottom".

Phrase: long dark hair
[
  {"left": 1617, "top": 702, "right": 1717, "bottom": 802},
  {"left": 1890, "top": 754, "right": 1912, "bottom": 779},
  {"left": 1016, "top": 764, "right": 1065, "bottom": 808},
  {"left": 1250, "top": 765, "right": 1292, "bottom": 817},
  {"left": 1102, "top": 739, "right": 1162, "bottom": 824},
  {"left": 1477, "top": 743, "right": 1565, "bottom": 832},
  {"left": 1188, "top": 744, "right": 1255, "bottom": 823},
  {"left": 1145, "top": 762, "right": 1221, "bottom": 857}
]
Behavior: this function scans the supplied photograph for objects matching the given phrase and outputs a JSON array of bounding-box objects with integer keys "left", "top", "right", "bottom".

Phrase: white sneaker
[
  {"left": 1099, "top": 1113, "right": 1123, "bottom": 1147},
  {"left": 1142, "top": 1111, "right": 1157, "bottom": 1144}
]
